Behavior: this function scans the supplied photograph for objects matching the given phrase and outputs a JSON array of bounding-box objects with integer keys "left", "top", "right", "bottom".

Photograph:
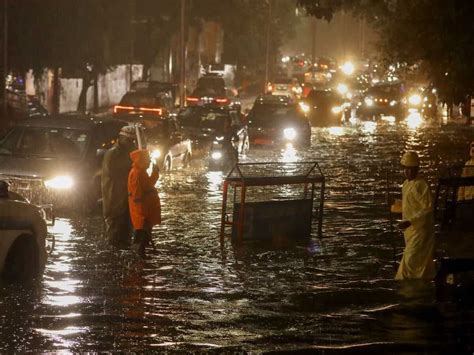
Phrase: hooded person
[
  {"left": 457, "top": 141, "right": 474, "bottom": 201},
  {"left": 101, "top": 125, "right": 136, "bottom": 248},
  {"left": 393, "top": 151, "right": 436, "bottom": 280},
  {"left": 128, "top": 149, "right": 161, "bottom": 257}
]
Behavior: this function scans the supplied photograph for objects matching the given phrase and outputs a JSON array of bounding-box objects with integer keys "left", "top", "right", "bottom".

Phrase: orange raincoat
[{"left": 128, "top": 149, "right": 161, "bottom": 230}]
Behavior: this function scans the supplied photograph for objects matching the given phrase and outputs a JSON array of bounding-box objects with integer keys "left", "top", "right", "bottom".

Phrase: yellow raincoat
[
  {"left": 395, "top": 177, "right": 435, "bottom": 280},
  {"left": 457, "top": 158, "right": 474, "bottom": 201}
]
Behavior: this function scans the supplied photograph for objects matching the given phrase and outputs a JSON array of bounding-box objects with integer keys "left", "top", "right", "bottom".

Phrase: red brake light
[
  {"left": 113, "top": 105, "right": 134, "bottom": 113},
  {"left": 138, "top": 107, "right": 163, "bottom": 115},
  {"left": 215, "top": 98, "right": 229, "bottom": 104},
  {"left": 186, "top": 97, "right": 199, "bottom": 102}
]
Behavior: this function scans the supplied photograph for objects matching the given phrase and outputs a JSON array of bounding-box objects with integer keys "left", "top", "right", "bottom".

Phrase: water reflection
[
  {"left": 0, "top": 120, "right": 473, "bottom": 352},
  {"left": 406, "top": 111, "right": 423, "bottom": 130}
]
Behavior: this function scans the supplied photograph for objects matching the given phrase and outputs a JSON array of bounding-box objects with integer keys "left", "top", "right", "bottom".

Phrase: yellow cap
[{"left": 400, "top": 151, "right": 419, "bottom": 167}]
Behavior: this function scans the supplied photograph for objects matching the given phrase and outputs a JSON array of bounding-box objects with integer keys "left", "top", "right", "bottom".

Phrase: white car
[{"left": 0, "top": 185, "right": 48, "bottom": 282}]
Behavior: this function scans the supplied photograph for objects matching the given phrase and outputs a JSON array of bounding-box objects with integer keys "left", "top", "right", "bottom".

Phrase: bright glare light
[
  {"left": 389, "top": 100, "right": 397, "bottom": 107},
  {"left": 44, "top": 176, "right": 74, "bottom": 189},
  {"left": 381, "top": 116, "right": 396, "bottom": 124},
  {"left": 283, "top": 127, "right": 297, "bottom": 140},
  {"left": 328, "top": 127, "right": 344, "bottom": 136},
  {"left": 298, "top": 101, "right": 310, "bottom": 113},
  {"left": 408, "top": 94, "right": 422, "bottom": 105},
  {"left": 336, "top": 83, "right": 348, "bottom": 95},
  {"left": 151, "top": 149, "right": 161, "bottom": 161},
  {"left": 364, "top": 97, "right": 374, "bottom": 106},
  {"left": 211, "top": 151, "right": 222, "bottom": 160},
  {"left": 406, "top": 112, "right": 422, "bottom": 129},
  {"left": 331, "top": 106, "right": 342, "bottom": 114},
  {"left": 361, "top": 121, "right": 377, "bottom": 134},
  {"left": 341, "top": 61, "right": 355, "bottom": 75},
  {"left": 281, "top": 56, "right": 290, "bottom": 63}
]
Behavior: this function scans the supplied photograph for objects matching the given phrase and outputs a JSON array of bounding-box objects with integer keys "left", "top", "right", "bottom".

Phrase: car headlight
[
  {"left": 408, "top": 94, "right": 422, "bottom": 105},
  {"left": 331, "top": 106, "right": 342, "bottom": 114},
  {"left": 336, "top": 83, "right": 348, "bottom": 95},
  {"left": 364, "top": 97, "right": 374, "bottom": 106},
  {"left": 44, "top": 175, "right": 74, "bottom": 189},
  {"left": 298, "top": 102, "right": 310, "bottom": 113},
  {"left": 283, "top": 128, "right": 297, "bottom": 140},
  {"left": 151, "top": 149, "right": 161, "bottom": 161},
  {"left": 389, "top": 100, "right": 397, "bottom": 106},
  {"left": 211, "top": 151, "right": 222, "bottom": 160}
]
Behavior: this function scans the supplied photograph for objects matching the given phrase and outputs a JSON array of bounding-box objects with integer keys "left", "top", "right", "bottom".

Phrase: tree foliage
[{"left": 297, "top": 0, "right": 474, "bottom": 104}]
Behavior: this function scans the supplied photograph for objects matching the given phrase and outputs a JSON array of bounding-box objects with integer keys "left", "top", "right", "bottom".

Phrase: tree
[{"left": 297, "top": 0, "right": 474, "bottom": 106}]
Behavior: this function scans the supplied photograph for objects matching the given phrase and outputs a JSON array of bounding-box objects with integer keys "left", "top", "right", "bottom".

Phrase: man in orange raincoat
[{"left": 128, "top": 149, "right": 161, "bottom": 257}]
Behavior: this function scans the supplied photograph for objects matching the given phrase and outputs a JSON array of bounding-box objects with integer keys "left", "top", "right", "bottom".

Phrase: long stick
[{"left": 385, "top": 170, "right": 398, "bottom": 270}]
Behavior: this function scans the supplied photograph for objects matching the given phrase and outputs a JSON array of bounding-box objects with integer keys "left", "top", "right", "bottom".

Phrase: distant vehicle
[
  {"left": 0, "top": 116, "right": 130, "bottom": 211},
  {"left": 113, "top": 81, "right": 176, "bottom": 117},
  {"left": 358, "top": 82, "right": 407, "bottom": 120},
  {"left": 187, "top": 74, "right": 241, "bottom": 110},
  {"left": 178, "top": 106, "right": 249, "bottom": 158},
  {"left": 301, "top": 89, "right": 346, "bottom": 126},
  {"left": 267, "top": 77, "right": 302, "bottom": 100},
  {"left": 247, "top": 102, "right": 311, "bottom": 147},
  {"left": 0, "top": 184, "right": 48, "bottom": 281},
  {"left": 121, "top": 114, "right": 192, "bottom": 172},
  {"left": 252, "top": 94, "right": 294, "bottom": 107},
  {"left": 6, "top": 90, "right": 48, "bottom": 120}
]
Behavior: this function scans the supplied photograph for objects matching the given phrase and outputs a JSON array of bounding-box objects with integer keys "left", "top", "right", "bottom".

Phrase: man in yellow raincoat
[
  {"left": 393, "top": 151, "right": 435, "bottom": 280},
  {"left": 457, "top": 141, "right": 474, "bottom": 201}
]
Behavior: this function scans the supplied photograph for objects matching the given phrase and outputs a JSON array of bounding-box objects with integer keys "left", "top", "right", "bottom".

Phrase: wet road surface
[{"left": 1, "top": 115, "right": 473, "bottom": 353}]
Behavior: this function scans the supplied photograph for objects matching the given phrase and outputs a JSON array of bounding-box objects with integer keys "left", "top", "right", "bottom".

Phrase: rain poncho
[
  {"left": 395, "top": 177, "right": 435, "bottom": 280},
  {"left": 101, "top": 143, "right": 133, "bottom": 247},
  {"left": 128, "top": 150, "right": 161, "bottom": 230},
  {"left": 457, "top": 158, "right": 474, "bottom": 201}
]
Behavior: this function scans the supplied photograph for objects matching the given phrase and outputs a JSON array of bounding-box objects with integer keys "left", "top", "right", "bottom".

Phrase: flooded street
[{"left": 1, "top": 117, "right": 473, "bottom": 353}]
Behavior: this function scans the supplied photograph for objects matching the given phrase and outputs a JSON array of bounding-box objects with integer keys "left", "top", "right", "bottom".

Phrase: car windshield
[
  {"left": 119, "top": 92, "right": 165, "bottom": 107},
  {"left": 307, "top": 91, "right": 339, "bottom": 105},
  {"left": 248, "top": 105, "right": 306, "bottom": 127},
  {"left": 368, "top": 84, "right": 401, "bottom": 96},
  {"left": 192, "top": 86, "right": 226, "bottom": 97},
  {"left": 196, "top": 77, "right": 225, "bottom": 91},
  {"left": 0, "top": 126, "right": 89, "bottom": 158},
  {"left": 179, "top": 108, "right": 228, "bottom": 131}
]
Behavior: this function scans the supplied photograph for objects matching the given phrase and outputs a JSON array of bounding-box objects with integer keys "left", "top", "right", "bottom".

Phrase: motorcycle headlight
[
  {"left": 331, "top": 106, "right": 342, "bottom": 114},
  {"left": 211, "top": 151, "right": 222, "bottom": 160},
  {"left": 283, "top": 128, "right": 297, "bottom": 140},
  {"left": 150, "top": 149, "right": 161, "bottom": 162},
  {"left": 44, "top": 175, "right": 74, "bottom": 189},
  {"left": 408, "top": 94, "right": 422, "bottom": 105},
  {"left": 364, "top": 97, "right": 374, "bottom": 106},
  {"left": 298, "top": 102, "right": 310, "bottom": 113}
]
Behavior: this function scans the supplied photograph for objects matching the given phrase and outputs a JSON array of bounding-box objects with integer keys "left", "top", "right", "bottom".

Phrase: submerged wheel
[{"left": 2, "top": 234, "right": 40, "bottom": 282}]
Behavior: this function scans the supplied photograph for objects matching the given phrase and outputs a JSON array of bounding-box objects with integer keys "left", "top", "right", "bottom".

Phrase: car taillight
[
  {"left": 187, "top": 97, "right": 199, "bottom": 102},
  {"left": 113, "top": 105, "right": 134, "bottom": 113},
  {"left": 215, "top": 98, "right": 229, "bottom": 104},
  {"left": 138, "top": 107, "right": 163, "bottom": 115}
]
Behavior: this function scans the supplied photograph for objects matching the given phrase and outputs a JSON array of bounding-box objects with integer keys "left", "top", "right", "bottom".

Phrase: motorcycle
[{"left": 208, "top": 136, "right": 238, "bottom": 173}]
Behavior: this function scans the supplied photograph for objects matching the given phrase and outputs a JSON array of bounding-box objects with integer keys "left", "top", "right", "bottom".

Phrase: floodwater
[{"left": 1, "top": 115, "right": 473, "bottom": 353}]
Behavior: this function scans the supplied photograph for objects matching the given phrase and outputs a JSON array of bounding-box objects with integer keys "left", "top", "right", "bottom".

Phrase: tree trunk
[
  {"left": 93, "top": 71, "right": 99, "bottom": 113},
  {"left": 77, "top": 72, "right": 90, "bottom": 114},
  {"left": 52, "top": 67, "right": 60, "bottom": 114}
]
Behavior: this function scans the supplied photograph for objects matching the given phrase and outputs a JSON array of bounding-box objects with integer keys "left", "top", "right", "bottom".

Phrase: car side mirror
[{"left": 96, "top": 148, "right": 107, "bottom": 157}]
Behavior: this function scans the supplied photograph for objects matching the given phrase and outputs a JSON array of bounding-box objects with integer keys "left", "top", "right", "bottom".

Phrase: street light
[
  {"left": 264, "top": 0, "right": 272, "bottom": 93},
  {"left": 2, "top": 0, "right": 7, "bottom": 118},
  {"left": 179, "top": 0, "right": 186, "bottom": 109}
]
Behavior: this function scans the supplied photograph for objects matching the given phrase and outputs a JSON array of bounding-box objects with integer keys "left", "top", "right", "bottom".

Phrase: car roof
[
  {"left": 130, "top": 80, "right": 175, "bottom": 92},
  {"left": 12, "top": 115, "right": 127, "bottom": 130}
]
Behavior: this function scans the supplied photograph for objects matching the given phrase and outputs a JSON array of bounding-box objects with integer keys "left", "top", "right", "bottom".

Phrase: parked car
[
  {"left": 178, "top": 106, "right": 249, "bottom": 158},
  {"left": 0, "top": 115, "right": 130, "bottom": 211},
  {"left": 113, "top": 81, "right": 176, "bottom": 117},
  {"left": 301, "top": 89, "right": 346, "bottom": 126},
  {"left": 120, "top": 114, "right": 192, "bottom": 172},
  {"left": 6, "top": 89, "right": 48, "bottom": 120},
  {"left": 0, "top": 181, "right": 48, "bottom": 282},
  {"left": 358, "top": 82, "right": 407, "bottom": 120},
  {"left": 247, "top": 102, "right": 311, "bottom": 147}
]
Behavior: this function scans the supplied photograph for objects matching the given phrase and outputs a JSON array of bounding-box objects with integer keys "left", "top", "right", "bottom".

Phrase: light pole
[
  {"left": 179, "top": 0, "right": 186, "bottom": 108},
  {"left": 2, "top": 0, "right": 7, "bottom": 118},
  {"left": 264, "top": 0, "right": 272, "bottom": 93}
]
